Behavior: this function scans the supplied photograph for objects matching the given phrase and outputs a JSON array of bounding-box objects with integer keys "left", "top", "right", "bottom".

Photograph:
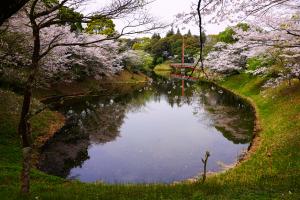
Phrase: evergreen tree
[
  {"left": 151, "top": 33, "right": 161, "bottom": 40},
  {"left": 166, "top": 28, "right": 175, "bottom": 37},
  {"left": 186, "top": 29, "right": 192, "bottom": 37}
]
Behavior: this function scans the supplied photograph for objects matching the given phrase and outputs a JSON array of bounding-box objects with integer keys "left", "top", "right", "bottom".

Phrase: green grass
[
  {"left": 153, "top": 62, "right": 172, "bottom": 71},
  {"left": 246, "top": 56, "right": 275, "bottom": 71},
  {"left": 1, "top": 73, "right": 300, "bottom": 199}
]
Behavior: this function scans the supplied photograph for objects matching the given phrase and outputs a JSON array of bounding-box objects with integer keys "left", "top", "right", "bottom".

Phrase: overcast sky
[{"left": 82, "top": 0, "right": 229, "bottom": 37}]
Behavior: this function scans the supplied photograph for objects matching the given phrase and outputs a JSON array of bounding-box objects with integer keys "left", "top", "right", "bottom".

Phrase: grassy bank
[
  {"left": 153, "top": 62, "right": 172, "bottom": 71},
  {"left": 0, "top": 73, "right": 299, "bottom": 199},
  {"left": 0, "top": 69, "right": 148, "bottom": 99}
]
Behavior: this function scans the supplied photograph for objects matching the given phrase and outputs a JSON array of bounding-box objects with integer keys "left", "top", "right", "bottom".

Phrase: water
[{"left": 38, "top": 77, "right": 254, "bottom": 184}]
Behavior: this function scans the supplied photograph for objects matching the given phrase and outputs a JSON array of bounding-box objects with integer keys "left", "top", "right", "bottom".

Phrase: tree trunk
[
  {"left": 21, "top": 146, "right": 32, "bottom": 193},
  {"left": 19, "top": 69, "right": 36, "bottom": 194},
  {"left": 19, "top": 20, "right": 40, "bottom": 194}
]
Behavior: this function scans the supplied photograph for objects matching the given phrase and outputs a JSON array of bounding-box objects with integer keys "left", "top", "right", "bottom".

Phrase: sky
[
  {"left": 82, "top": 0, "right": 229, "bottom": 37},
  {"left": 141, "top": 0, "right": 228, "bottom": 35}
]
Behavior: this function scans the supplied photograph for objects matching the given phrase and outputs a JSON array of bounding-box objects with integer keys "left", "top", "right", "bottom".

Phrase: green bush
[
  {"left": 217, "top": 23, "right": 250, "bottom": 44},
  {"left": 247, "top": 56, "right": 276, "bottom": 70},
  {"left": 218, "top": 28, "right": 237, "bottom": 44},
  {"left": 155, "top": 57, "right": 164, "bottom": 65},
  {"left": 236, "top": 23, "right": 250, "bottom": 31},
  {"left": 124, "top": 50, "right": 154, "bottom": 73}
]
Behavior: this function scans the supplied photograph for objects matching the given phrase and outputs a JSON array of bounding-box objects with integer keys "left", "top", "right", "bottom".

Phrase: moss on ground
[{"left": 0, "top": 73, "right": 300, "bottom": 199}]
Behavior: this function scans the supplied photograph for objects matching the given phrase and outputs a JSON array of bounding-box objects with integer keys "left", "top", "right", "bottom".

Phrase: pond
[{"left": 38, "top": 75, "right": 255, "bottom": 184}]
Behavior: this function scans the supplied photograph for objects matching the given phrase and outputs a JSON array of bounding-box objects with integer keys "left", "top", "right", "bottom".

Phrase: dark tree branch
[
  {"left": 287, "top": 30, "right": 300, "bottom": 37},
  {"left": 39, "top": 33, "right": 65, "bottom": 59},
  {"left": 245, "top": 0, "right": 290, "bottom": 16},
  {"left": 0, "top": 0, "right": 30, "bottom": 26},
  {"left": 190, "top": 0, "right": 208, "bottom": 79},
  {"left": 41, "top": 21, "right": 166, "bottom": 56}
]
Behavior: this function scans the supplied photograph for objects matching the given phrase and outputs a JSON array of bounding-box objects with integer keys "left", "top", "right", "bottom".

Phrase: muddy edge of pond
[
  {"left": 32, "top": 111, "right": 65, "bottom": 167},
  {"left": 34, "top": 80, "right": 261, "bottom": 181}
]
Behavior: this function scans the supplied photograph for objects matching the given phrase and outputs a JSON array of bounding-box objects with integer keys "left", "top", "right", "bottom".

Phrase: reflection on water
[{"left": 38, "top": 76, "right": 254, "bottom": 183}]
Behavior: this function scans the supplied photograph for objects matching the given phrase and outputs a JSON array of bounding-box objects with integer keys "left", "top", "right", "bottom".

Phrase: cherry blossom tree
[
  {"left": 122, "top": 49, "right": 153, "bottom": 72},
  {"left": 36, "top": 27, "right": 124, "bottom": 80},
  {"left": 204, "top": 42, "right": 247, "bottom": 74},
  {"left": 2, "top": 20, "right": 124, "bottom": 80},
  {"left": 186, "top": 0, "right": 299, "bottom": 24},
  {"left": 205, "top": 16, "right": 300, "bottom": 83},
  {"left": 182, "top": 0, "right": 300, "bottom": 81}
]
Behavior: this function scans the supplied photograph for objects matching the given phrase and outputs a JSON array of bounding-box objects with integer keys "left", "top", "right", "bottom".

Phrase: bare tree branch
[{"left": 190, "top": 0, "right": 208, "bottom": 79}]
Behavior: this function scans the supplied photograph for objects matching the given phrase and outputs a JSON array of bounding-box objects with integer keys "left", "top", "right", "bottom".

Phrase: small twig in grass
[{"left": 201, "top": 151, "right": 210, "bottom": 184}]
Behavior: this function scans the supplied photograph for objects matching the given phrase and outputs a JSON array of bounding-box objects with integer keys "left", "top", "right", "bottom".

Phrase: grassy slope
[
  {"left": 0, "top": 90, "right": 65, "bottom": 198},
  {"left": 0, "top": 74, "right": 299, "bottom": 199}
]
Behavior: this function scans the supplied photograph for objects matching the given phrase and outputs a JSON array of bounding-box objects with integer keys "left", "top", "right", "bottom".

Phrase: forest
[{"left": 0, "top": 0, "right": 299, "bottom": 199}]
